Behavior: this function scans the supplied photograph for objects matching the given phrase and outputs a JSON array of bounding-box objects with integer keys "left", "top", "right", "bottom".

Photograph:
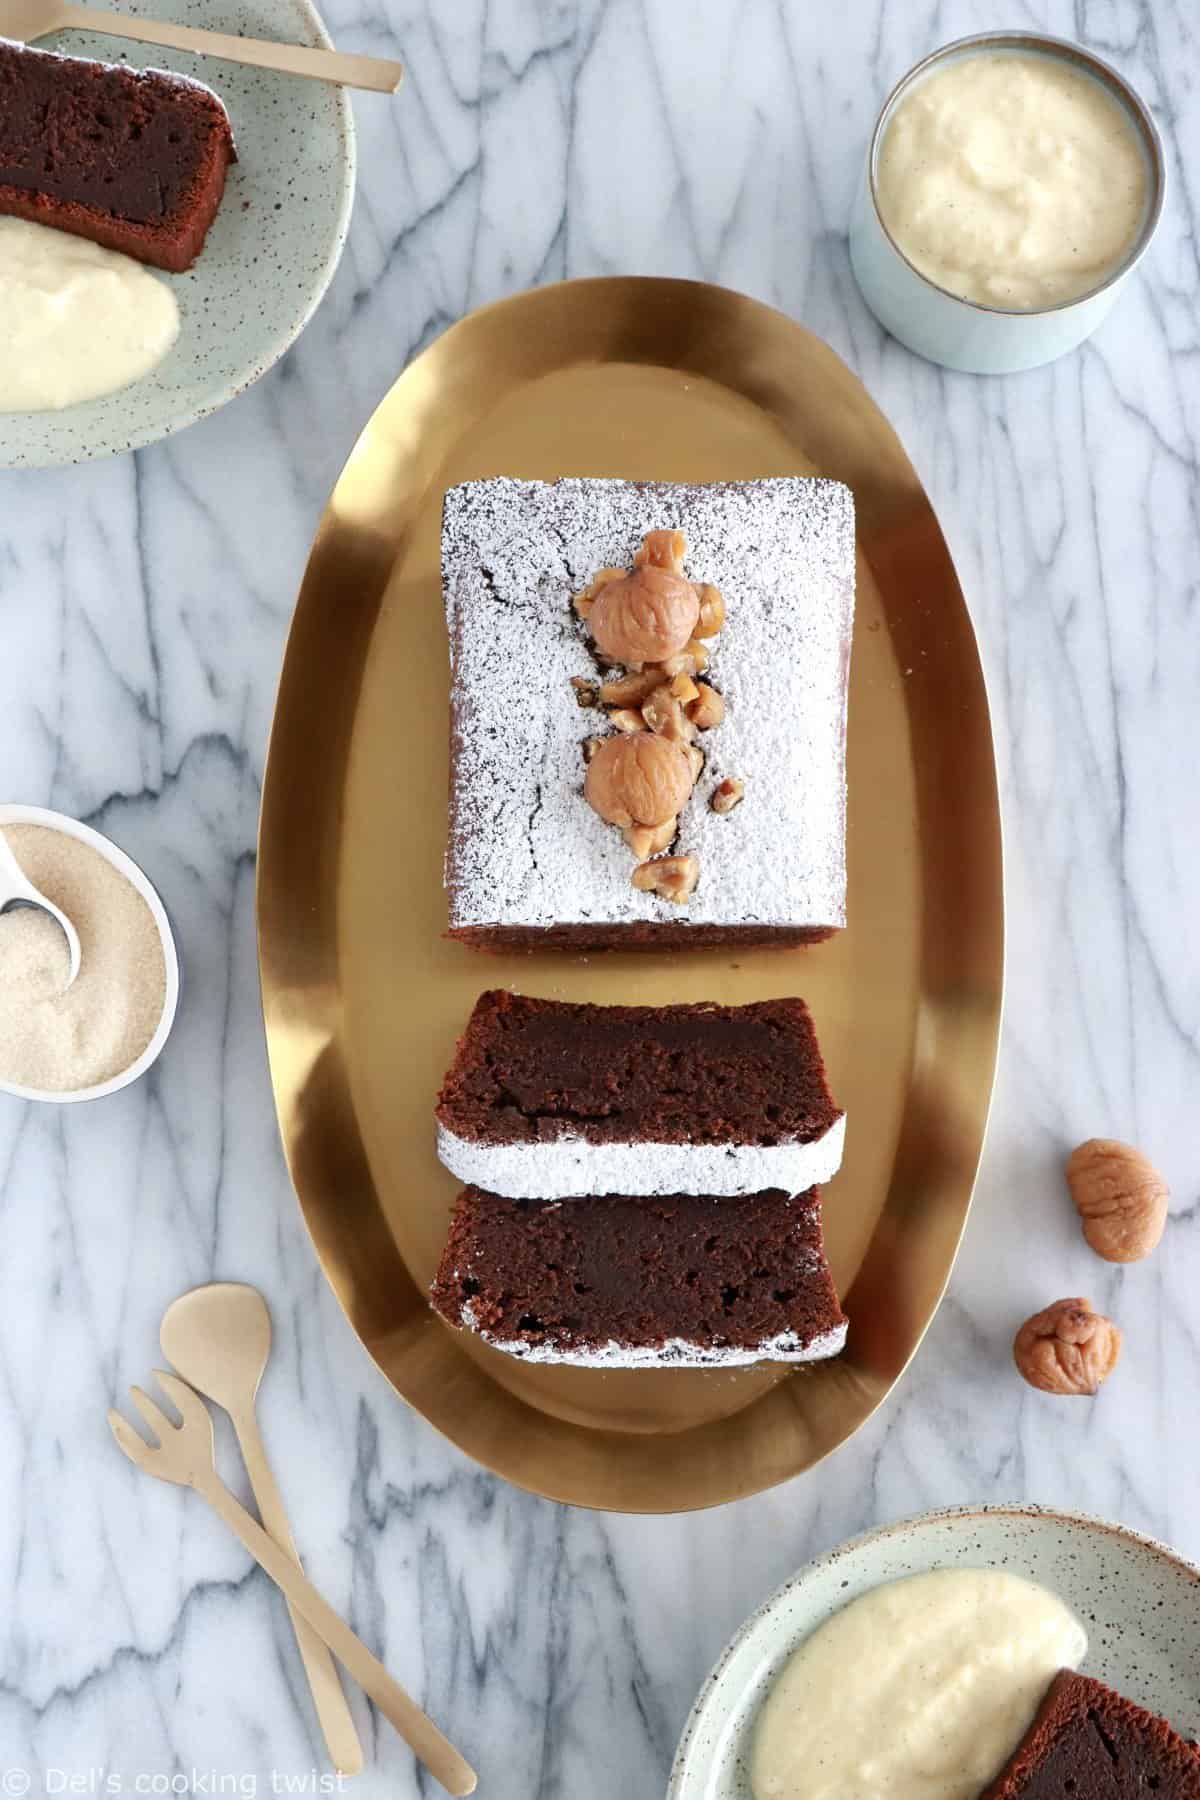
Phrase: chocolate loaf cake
[
  {"left": 436, "top": 991, "right": 845, "bottom": 1199},
  {"left": 0, "top": 42, "right": 235, "bottom": 273},
  {"left": 982, "top": 1670, "right": 1200, "bottom": 1798},
  {"left": 430, "top": 1185, "right": 848, "bottom": 1367},
  {"left": 442, "top": 477, "right": 854, "bottom": 951}
]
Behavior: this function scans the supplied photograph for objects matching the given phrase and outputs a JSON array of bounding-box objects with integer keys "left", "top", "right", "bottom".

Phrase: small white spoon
[{"left": 0, "top": 827, "right": 82, "bottom": 988}]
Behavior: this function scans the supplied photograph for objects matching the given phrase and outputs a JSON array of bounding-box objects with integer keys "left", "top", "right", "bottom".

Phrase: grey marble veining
[{"left": 0, "top": 1, "right": 1198, "bottom": 1795}]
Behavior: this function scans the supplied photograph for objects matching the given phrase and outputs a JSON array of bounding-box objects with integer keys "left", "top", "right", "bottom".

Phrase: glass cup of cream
[{"left": 849, "top": 32, "right": 1166, "bottom": 374}]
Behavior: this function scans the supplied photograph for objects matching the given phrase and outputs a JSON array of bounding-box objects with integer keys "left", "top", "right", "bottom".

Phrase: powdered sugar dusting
[
  {"left": 458, "top": 1305, "right": 848, "bottom": 1368},
  {"left": 443, "top": 478, "right": 855, "bottom": 931},
  {"left": 436, "top": 1115, "right": 846, "bottom": 1199}
]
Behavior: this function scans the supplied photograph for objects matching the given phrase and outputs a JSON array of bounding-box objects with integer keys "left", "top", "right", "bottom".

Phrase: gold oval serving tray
[{"left": 258, "top": 277, "right": 1003, "bottom": 1513}]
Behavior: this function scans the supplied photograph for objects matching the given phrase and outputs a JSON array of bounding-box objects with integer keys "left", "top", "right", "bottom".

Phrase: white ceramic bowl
[
  {"left": 849, "top": 33, "right": 1166, "bottom": 374},
  {"left": 669, "top": 1503, "right": 1200, "bottom": 1800},
  {"left": 0, "top": 805, "right": 180, "bottom": 1104}
]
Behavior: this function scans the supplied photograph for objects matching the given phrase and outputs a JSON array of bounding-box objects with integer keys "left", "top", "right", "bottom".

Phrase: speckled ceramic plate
[
  {"left": 669, "top": 1504, "right": 1200, "bottom": 1800},
  {"left": 0, "top": 0, "right": 355, "bottom": 468}
]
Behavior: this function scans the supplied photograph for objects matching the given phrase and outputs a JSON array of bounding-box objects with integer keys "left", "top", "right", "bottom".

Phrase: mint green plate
[{"left": 669, "top": 1504, "right": 1200, "bottom": 1800}]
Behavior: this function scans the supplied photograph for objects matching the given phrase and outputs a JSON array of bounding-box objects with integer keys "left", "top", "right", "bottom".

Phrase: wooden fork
[{"left": 109, "top": 1372, "right": 477, "bottom": 1798}]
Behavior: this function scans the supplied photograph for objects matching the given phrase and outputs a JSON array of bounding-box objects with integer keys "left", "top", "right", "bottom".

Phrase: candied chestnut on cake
[
  {"left": 587, "top": 563, "right": 700, "bottom": 666},
  {"left": 583, "top": 733, "right": 694, "bottom": 831},
  {"left": 572, "top": 526, "right": 721, "bottom": 893}
]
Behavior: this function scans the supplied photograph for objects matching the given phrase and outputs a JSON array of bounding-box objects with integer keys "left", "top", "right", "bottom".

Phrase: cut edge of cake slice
[
  {"left": 429, "top": 1185, "right": 848, "bottom": 1369},
  {"left": 981, "top": 1669, "right": 1200, "bottom": 1798},
  {"left": 435, "top": 990, "right": 846, "bottom": 1200},
  {"left": 0, "top": 41, "right": 236, "bottom": 273}
]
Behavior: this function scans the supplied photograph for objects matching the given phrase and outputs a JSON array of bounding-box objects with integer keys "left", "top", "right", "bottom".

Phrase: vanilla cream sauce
[
  {"left": 876, "top": 50, "right": 1148, "bottom": 310},
  {"left": 0, "top": 217, "right": 179, "bottom": 411},
  {"left": 751, "top": 1568, "right": 1087, "bottom": 1800}
]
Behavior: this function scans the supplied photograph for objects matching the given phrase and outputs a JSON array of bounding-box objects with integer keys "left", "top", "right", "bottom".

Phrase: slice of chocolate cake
[
  {"left": 436, "top": 991, "right": 845, "bottom": 1199},
  {"left": 0, "top": 42, "right": 236, "bottom": 273},
  {"left": 982, "top": 1670, "right": 1200, "bottom": 1798},
  {"left": 442, "top": 477, "right": 854, "bottom": 951},
  {"left": 430, "top": 1186, "right": 848, "bottom": 1367}
]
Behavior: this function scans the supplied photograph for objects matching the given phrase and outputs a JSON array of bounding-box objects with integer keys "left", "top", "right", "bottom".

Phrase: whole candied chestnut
[
  {"left": 584, "top": 733, "right": 695, "bottom": 829},
  {"left": 588, "top": 566, "right": 700, "bottom": 667},
  {"left": 1066, "top": 1138, "right": 1169, "bottom": 1263},
  {"left": 1013, "top": 1297, "right": 1122, "bottom": 1396}
]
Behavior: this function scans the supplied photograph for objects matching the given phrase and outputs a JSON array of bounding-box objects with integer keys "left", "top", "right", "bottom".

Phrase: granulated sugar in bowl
[{"left": 0, "top": 805, "right": 180, "bottom": 1103}]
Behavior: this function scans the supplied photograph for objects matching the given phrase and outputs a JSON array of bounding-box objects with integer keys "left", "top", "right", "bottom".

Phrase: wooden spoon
[
  {"left": 110, "top": 1370, "right": 477, "bottom": 1797},
  {"left": 0, "top": 0, "right": 404, "bottom": 92},
  {"left": 161, "top": 1283, "right": 364, "bottom": 1777}
]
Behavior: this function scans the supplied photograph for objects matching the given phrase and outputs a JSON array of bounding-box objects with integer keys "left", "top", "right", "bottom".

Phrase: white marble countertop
[{"left": 1, "top": 2, "right": 1197, "bottom": 1795}]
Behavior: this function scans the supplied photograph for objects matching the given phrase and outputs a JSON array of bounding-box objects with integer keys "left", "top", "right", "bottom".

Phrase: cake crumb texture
[
  {"left": 0, "top": 41, "right": 236, "bottom": 272},
  {"left": 430, "top": 1185, "right": 847, "bottom": 1367},
  {"left": 436, "top": 989, "right": 842, "bottom": 1148},
  {"left": 981, "top": 1669, "right": 1200, "bottom": 1798}
]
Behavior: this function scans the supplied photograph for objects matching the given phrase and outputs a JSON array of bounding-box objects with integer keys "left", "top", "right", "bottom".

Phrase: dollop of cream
[
  {"left": 0, "top": 217, "right": 179, "bottom": 412},
  {"left": 751, "top": 1568, "right": 1087, "bottom": 1800},
  {"left": 876, "top": 50, "right": 1148, "bottom": 310}
]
